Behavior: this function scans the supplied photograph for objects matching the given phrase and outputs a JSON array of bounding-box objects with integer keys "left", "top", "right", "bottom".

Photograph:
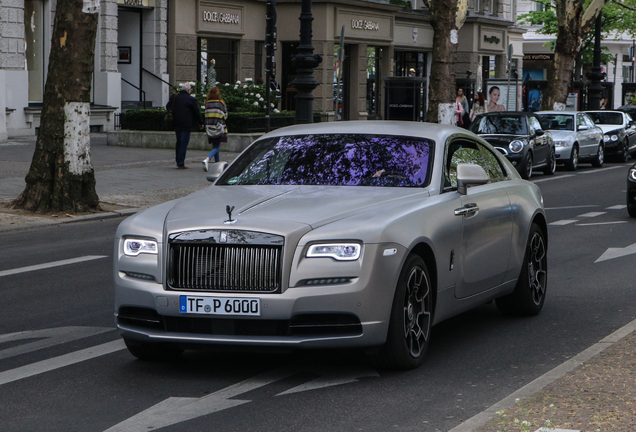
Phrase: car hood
[
  {"left": 164, "top": 185, "right": 430, "bottom": 234},
  {"left": 478, "top": 134, "right": 526, "bottom": 147},
  {"left": 595, "top": 124, "right": 623, "bottom": 134},
  {"left": 547, "top": 130, "right": 575, "bottom": 142}
]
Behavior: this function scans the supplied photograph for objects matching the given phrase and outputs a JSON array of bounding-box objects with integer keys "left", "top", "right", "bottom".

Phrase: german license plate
[{"left": 179, "top": 296, "right": 261, "bottom": 316}]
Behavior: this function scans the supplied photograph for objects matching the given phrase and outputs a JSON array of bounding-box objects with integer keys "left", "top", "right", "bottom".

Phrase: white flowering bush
[{"left": 171, "top": 80, "right": 281, "bottom": 113}]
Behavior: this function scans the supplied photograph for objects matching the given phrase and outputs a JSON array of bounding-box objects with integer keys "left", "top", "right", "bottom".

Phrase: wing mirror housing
[
  {"left": 206, "top": 161, "right": 229, "bottom": 182},
  {"left": 535, "top": 129, "right": 545, "bottom": 136},
  {"left": 456, "top": 163, "right": 489, "bottom": 195},
  {"left": 578, "top": 125, "right": 588, "bottom": 131}
]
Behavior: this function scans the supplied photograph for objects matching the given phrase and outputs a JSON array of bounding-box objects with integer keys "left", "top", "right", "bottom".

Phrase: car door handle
[{"left": 455, "top": 203, "right": 479, "bottom": 216}]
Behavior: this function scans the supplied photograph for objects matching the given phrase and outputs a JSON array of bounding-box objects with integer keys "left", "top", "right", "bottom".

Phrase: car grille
[{"left": 167, "top": 230, "right": 284, "bottom": 293}]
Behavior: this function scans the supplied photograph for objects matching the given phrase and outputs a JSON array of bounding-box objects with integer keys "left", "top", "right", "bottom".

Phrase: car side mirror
[
  {"left": 535, "top": 129, "right": 545, "bottom": 136},
  {"left": 578, "top": 125, "right": 588, "bottom": 131},
  {"left": 456, "top": 163, "right": 489, "bottom": 195},
  {"left": 206, "top": 161, "right": 229, "bottom": 182},
  {"left": 630, "top": 121, "right": 636, "bottom": 127}
]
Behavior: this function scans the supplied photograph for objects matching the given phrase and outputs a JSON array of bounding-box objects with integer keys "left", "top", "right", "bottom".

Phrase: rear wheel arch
[{"left": 532, "top": 213, "right": 548, "bottom": 247}]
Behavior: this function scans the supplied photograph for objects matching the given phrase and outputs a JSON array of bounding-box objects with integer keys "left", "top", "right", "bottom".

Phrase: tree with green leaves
[
  {"left": 520, "top": 0, "right": 636, "bottom": 110},
  {"left": 11, "top": 0, "right": 100, "bottom": 213}
]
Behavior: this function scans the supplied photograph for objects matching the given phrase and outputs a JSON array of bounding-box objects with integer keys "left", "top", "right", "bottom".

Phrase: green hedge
[{"left": 119, "top": 109, "right": 322, "bottom": 133}]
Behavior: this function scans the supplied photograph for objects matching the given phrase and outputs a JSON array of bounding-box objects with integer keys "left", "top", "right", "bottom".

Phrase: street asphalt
[{"left": 1, "top": 133, "right": 635, "bottom": 432}]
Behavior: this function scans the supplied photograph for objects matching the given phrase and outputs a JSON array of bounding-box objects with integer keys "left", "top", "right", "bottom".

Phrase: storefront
[{"left": 167, "top": 0, "right": 433, "bottom": 122}]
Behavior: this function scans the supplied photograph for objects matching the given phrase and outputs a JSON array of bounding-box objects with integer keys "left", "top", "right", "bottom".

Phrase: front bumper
[
  {"left": 114, "top": 243, "right": 406, "bottom": 349},
  {"left": 554, "top": 144, "right": 573, "bottom": 163}
]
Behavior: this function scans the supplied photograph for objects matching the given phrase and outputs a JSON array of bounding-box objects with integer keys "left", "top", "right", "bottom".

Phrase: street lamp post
[
  {"left": 586, "top": 14, "right": 605, "bottom": 110},
  {"left": 290, "top": 0, "right": 323, "bottom": 124}
]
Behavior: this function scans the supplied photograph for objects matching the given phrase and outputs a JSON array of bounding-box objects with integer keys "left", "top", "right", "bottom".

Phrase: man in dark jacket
[{"left": 166, "top": 83, "right": 204, "bottom": 169}]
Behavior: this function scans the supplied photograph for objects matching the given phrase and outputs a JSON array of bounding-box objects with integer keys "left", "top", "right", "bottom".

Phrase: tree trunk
[
  {"left": 11, "top": 0, "right": 100, "bottom": 213},
  {"left": 542, "top": 0, "right": 584, "bottom": 110},
  {"left": 425, "top": 0, "right": 458, "bottom": 123}
]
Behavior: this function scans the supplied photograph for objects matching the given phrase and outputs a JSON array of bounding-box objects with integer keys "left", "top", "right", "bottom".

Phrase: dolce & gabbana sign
[
  {"left": 198, "top": 2, "right": 244, "bottom": 34},
  {"left": 336, "top": 10, "right": 392, "bottom": 41}
]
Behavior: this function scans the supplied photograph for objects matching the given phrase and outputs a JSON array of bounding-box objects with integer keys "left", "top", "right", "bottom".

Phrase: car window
[
  {"left": 583, "top": 114, "right": 597, "bottom": 129},
  {"left": 586, "top": 112, "right": 623, "bottom": 125},
  {"left": 217, "top": 134, "right": 434, "bottom": 187},
  {"left": 536, "top": 114, "right": 574, "bottom": 131},
  {"left": 528, "top": 116, "right": 542, "bottom": 132},
  {"left": 576, "top": 114, "right": 587, "bottom": 129},
  {"left": 469, "top": 116, "right": 528, "bottom": 135},
  {"left": 445, "top": 140, "right": 507, "bottom": 189}
]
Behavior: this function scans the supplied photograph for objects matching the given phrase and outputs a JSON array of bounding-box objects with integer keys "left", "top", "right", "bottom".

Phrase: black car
[
  {"left": 469, "top": 112, "right": 556, "bottom": 179},
  {"left": 585, "top": 110, "right": 636, "bottom": 162},
  {"left": 628, "top": 162, "right": 636, "bottom": 217}
]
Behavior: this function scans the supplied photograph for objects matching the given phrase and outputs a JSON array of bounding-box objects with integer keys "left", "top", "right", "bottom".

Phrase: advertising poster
[{"left": 486, "top": 81, "right": 519, "bottom": 111}]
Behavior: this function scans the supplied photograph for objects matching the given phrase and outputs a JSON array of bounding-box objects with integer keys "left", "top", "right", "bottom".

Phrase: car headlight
[
  {"left": 306, "top": 243, "right": 361, "bottom": 261},
  {"left": 509, "top": 140, "right": 524, "bottom": 153},
  {"left": 124, "top": 238, "right": 158, "bottom": 256},
  {"left": 629, "top": 168, "right": 636, "bottom": 182},
  {"left": 604, "top": 134, "right": 618, "bottom": 142},
  {"left": 554, "top": 140, "right": 569, "bottom": 147}
]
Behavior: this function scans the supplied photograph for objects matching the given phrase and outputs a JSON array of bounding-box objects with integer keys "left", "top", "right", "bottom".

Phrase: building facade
[{"left": 0, "top": 0, "right": 521, "bottom": 142}]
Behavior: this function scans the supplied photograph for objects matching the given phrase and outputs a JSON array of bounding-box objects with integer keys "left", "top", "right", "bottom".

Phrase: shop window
[
  {"left": 25, "top": 0, "right": 45, "bottom": 103},
  {"left": 198, "top": 38, "right": 238, "bottom": 86},
  {"left": 394, "top": 52, "right": 427, "bottom": 78}
]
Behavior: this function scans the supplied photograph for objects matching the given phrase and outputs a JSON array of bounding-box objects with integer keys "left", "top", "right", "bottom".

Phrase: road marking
[
  {"left": 576, "top": 212, "right": 606, "bottom": 218},
  {"left": 0, "top": 339, "right": 125, "bottom": 386},
  {"left": 548, "top": 220, "right": 577, "bottom": 226},
  {"left": 532, "top": 175, "right": 575, "bottom": 183},
  {"left": 0, "top": 255, "right": 108, "bottom": 278},
  {"left": 104, "top": 365, "right": 379, "bottom": 431},
  {"left": 0, "top": 327, "right": 114, "bottom": 360},
  {"left": 596, "top": 242, "right": 636, "bottom": 262},
  {"left": 577, "top": 221, "right": 627, "bottom": 226},
  {"left": 545, "top": 205, "right": 598, "bottom": 210},
  {"left": 606, "top": 205, "right": 627, "bottom": 210},
  {"left": 578, "top": 165, "right": 623, "bottom": 174}
]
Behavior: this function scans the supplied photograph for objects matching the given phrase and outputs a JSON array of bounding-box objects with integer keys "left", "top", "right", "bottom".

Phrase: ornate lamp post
[
  {"left": 291, "top": 0, "right": 323, "bottom": 124},
  {"left": 586, "top": 14, "right": 605, "bottom": 110}
]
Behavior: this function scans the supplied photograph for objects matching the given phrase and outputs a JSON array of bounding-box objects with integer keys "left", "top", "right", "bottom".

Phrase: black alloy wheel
[
  {"left": 496, "top": 223, "right": 547, "bottom": 316},
  {"left": 374, "top": 254, "right": 432, "bottom": 369},
  {"left": 543, "top": 149, "right": 556, "bottom": 175}
]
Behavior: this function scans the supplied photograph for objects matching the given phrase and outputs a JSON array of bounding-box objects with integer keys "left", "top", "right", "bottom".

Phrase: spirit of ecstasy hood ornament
[{"left": 224, "top": 205, "right": 236, "bottom": 224}]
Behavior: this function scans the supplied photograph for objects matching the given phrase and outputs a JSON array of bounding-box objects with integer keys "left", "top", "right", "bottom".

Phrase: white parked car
[{"left": 535, "top": 111, "right": 604, "bottom": 170}]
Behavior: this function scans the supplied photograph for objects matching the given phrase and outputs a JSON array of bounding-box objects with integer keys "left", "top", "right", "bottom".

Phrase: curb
[
  {"left": 448, "top": 317, "right": 636, "bottom": 431},
  {"left": 0, "top": 208, "right": 139, "bottom": 233}
]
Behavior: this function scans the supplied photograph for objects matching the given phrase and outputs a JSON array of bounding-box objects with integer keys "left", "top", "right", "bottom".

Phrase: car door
[
  {"left": 528, "top": 116, "right": 549, "bottom": 166},
  {"left": 576, "top": 113, "right": 594, "bottom": 157},
  {"left": 445, "top": 138, "right": 513, "bottom": 299}
]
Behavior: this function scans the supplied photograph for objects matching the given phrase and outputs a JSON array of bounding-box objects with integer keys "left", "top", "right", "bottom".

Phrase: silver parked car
[
  {"left": 114, "top": 121, "right": 548, "bottom": 369},
  {"left": 535, "top": 111, "right": 604, "bottom": 170},
  {"left": 584, "top": 110, "right": 636, "bottom": 162}
]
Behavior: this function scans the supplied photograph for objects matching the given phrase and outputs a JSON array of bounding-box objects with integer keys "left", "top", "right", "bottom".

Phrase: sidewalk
[
  {"left": 0, "top": 133, "right": 241, "bottom": 230},
  {"left": 1, "top": 134, "right": 636, "bottom": 432}
]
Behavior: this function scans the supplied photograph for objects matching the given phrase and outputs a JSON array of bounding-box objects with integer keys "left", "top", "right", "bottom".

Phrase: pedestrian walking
[
  {"left": 166, "top": 82, "right": 204, "bottom": 169},
  {"left": 202, "top": 87, "right": 228, "bottom": 172},
  {"left": 456, "top": 88, "right": 470, "bottom": 128},
  {"left": 469, "top": 89, "right": 487, "bottom": 121}
]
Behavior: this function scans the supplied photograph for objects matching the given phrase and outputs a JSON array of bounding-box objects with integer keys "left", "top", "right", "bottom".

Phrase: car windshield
[
  {"left": 586, "top": 112, "right": 623, "bottom": 125},
  {"left": 217, "top": 134, "right": 433, "bottom": 187},
  {"left": 469, "top": 116, "right": 528, "bottom": 135},
  {"left": 536, "top": 114, "right": 574, "bottom": 131}
]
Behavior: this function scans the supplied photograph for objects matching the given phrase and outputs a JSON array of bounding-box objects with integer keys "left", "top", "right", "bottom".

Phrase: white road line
[
  {"left": 549, "top": 220, "right": 577, "bottom": 226},
  {"left": 576, "top": 212, "right": 606, "bottom": 218},
  {"left": 532, "top": 175, "right": 576, "bottom": 183},
  {"left": 0, "top": 255, "right": 108, "bottom": 278},
  {"left": 577, "top": 221, "right": 628, "bottom": 226},
  {"left": 0, "top": 339, "right": 125, "bottom": 386},
  {"left": 606, "top": 205, "right": 627, "bottom": 210},
  {"left": 578, "top": 165, "right": 624, "bottom": 174},
  {"left": 545, "top": 205, "right": 598, "bottom": 210}
]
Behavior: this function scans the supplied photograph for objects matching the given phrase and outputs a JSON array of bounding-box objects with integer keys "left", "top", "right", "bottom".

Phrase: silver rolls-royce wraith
[{"left": 114, "top": 121, "right": 548, "bottom": 369}]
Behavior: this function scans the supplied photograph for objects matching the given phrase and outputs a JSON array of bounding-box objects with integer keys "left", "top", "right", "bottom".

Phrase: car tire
[
  {"left": 520, "top": 153, "right": 533, "bottom": 179},
  {"left": 620, "top": 140, "right": 630, "bottom": 163},
  {"left": 496, "top": 223, "right": 547, "bottom": 316},
  {"left": 591, "top": 143, "right": 604, "bottom": 168},
  {"left": 542, "top": 149, "right": 556, "bottom": 175},
  {"left": 373, "top": 254, "right": 432, "bottom": 370},
  {"left": 565, "top": 146, "right": 578, "bottom": 171},
  {"left": 124, "top": 338, "right": 184, "bottom": 361}
]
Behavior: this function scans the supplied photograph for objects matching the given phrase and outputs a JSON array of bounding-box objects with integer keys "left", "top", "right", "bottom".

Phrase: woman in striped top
[{"left": 202, "top": 86, "right": 228, "bottom": 172}]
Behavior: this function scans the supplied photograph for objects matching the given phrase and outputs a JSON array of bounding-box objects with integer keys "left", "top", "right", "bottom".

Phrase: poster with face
[{"left": 486, "top": 84, "right": 519, "bottom": 112}]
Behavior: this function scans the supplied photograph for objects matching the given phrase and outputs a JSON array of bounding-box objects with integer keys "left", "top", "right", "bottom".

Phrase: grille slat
[{"left": 168, "top": 243, "right": 282, "bottom": 293}]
